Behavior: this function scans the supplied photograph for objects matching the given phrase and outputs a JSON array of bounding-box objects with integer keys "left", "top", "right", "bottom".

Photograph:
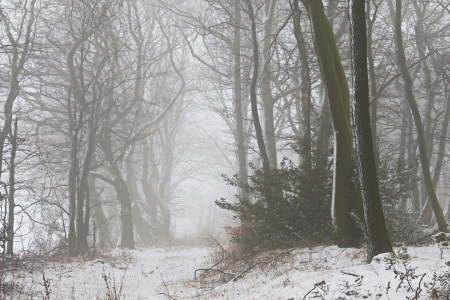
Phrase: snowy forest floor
[{"left": 1, "top": 242, "right": 449, "bottom": 299}]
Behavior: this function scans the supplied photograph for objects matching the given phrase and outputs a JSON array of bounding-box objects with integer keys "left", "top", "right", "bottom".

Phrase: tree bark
[
  {"left": 245, "top": 0, "right": 271, "bottom": 173},
  {"left": 306, "top": 0, "right": 362, "bottom": 247},
  {"left": 293, "top": 0, "right": 312, "bottom": 170},
  {"left": 233, "top": 0, "right": 249, "bottom": 204},
  {"left": 350, "top": 0, "right": 393, "bottom": 263},
  {"left": 6, "top": 117, "right": 18, "bottom": 255}
]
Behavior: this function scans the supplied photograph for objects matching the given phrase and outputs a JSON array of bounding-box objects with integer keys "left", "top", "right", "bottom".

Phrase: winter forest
[{"left": 0, "top": 0, "right": 449, "bottom": 299}]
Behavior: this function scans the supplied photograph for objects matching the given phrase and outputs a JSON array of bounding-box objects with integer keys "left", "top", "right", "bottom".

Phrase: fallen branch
[
  {"left": 231, "top": 249, "right": 294, "bottom": 282},
  {"left": 303, "top": 280, "right": 326, "bottom": 300},
  {"left": 340, "top": 270, "right": 361, "bottom": 277}
]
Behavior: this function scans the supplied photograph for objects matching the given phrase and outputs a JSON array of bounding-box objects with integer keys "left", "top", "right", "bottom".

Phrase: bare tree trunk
[
  {"left": 88, "top": 175, "right": 111, "bottom": 248},
  {"left": 113, "top": 176, "right": 135, "bottom": 248},
  {"left": 6, "top": 118, "right": 18, "bottom": 255},
  {"left": 125, "top": 147, "right": 154, "bottom": 246},
  {"left": 420, "top": 93, "right": 450, "bottom": 222},
  {"left": 233, "top": 0, "right": 249, "bottom": 204},
  {"left": 245, "top": 0, "right": 270, "bottom": 173},
  {"left": 350, "top": 0, "right": 393, "bottom": 263},
  {"left": 366, "top": 0, "right": 380, "bottom": 164},
  {"left": 293, "top": 0, "right": 312, "bottom": 170},
  {"left": 392, "top": 0, "right": 448, "bottom": 230},
  {"left": 261, "top": 0, "right": 278, "bottom": 170},
  {"left": 306, "top": 0, "right": 362, "bottom": 247}
]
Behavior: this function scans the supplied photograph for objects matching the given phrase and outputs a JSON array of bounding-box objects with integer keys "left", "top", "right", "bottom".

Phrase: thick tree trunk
[
  {"left": 350, "top": 0, "right": 393, "bottom": 263},
  {"left": 113, "top": 176, "right": 135, "bottom": 248},
  {"left": 306, "top": 0, "right": 362, "bottom": 247}
]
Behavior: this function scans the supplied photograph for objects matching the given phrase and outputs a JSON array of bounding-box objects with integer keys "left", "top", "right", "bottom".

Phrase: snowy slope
[{"left": 5, "top": 243, "right": 449, "bottom": 299}]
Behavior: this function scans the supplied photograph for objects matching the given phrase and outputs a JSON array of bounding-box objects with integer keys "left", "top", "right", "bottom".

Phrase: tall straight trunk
[
  {"left": 421, "top": 94, "right": 450, "bottom": 222},
  {"left": 412, "top": 2, "right": 434, "bottom": 163},
  {"left": 393, "top": 0, "right": 448, "bottom": 230},
  {"left": 6, "top": 117, "right": 18, "bottom": 255},
  {"left": 245, "top": 0, "right": 270, "bottom": 173},
  {"left": 233, "top": 0, "right": 249, "bottom": 204},
  {"left": 316, "top": 90, "right": 333, "bottom": 164},
  {"left": 68, "top": 104, "right": 79, "bottom": 256},
  {"left": 141, "top": 143, "right": 159, "bottom": 229},
  {"left": 366, "top": 0, "right": 380, "bottom": 163},
  {"left": 399, "top": 97, "right": 409, "bottom": 162},
  {"left": 350, "top": 0, "right": 392, "bottom": 263},
  {"left": 76, "top": 105, "right": 97, "bottom": 255},
  {"left": 306, "top": 0, "right": 362, "bottom": 247},
  {"left": 293, "top": 0, "right": 312, "bottom": 170},
  {"left": 406, "top": 108, "right": 421, "bottom": 212},
  {"left": 261, "top": 0, "right": 278, "bottom": 170}
]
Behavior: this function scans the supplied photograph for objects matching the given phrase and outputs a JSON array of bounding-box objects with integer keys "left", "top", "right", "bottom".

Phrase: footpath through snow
[{"left": 5, "top": 243, "right": 450, "bottom": 299}]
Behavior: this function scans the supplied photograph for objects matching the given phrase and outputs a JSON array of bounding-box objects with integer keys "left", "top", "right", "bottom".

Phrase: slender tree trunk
[
  {"left": 421, "top": 94, "right": 450, "bottom": 222},
  {"left": 233, "top": 0, "right": 249, "bottom": 204},
  {"left": 366, "top": 0, "right": 380, "bottom": 164},
  {"left": 350, "top": 0, "right": 393, "bottom": 263},
  {"left": 6, "top": 117, "right": 18, "bottom": 255},
  {"left": 293, "top": 0, "right": 312, "bottom": 170},
  {"left": 68, "top": 104, "right": 79, "bottom": 256},
  {"left": 141, "top": 143, "right": 159, "bottom": 229},
  {"left": 261, "top": 0, "right": 278, "bottom": 170},
  {"left": 245, "top": 0, "right": 270, "bottom": 173},
  {"left": 393, "top": 0, "right": 448, "bottom": 230}
]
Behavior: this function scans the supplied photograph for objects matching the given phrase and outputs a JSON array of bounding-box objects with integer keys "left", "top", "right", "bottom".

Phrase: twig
[
  {"left": 231, "top": 249, "right": 294, "bottom": 282},
  {"left": 194, "top": 237, "right": 228, "bottom": 280},
  {"left": 157, "top": 267, "right": 175, "bottom": 300},
  {"left": 158, "top": 292, "right": 177, "bottom": 300},
  {"left": 195, "top": 268, "right": 236, "bottom": 279},
  {"left": 303, "top": 280, "right": 326, "bottom": 300},
  {"left": 340, "top": 270, "right": 361, "bottom": 277},
  {"left": 396, "top": 269, "right": 410, "bottom": 292},
  {"left": 410, "top": 273, "right": 426, "bottom": 300}
]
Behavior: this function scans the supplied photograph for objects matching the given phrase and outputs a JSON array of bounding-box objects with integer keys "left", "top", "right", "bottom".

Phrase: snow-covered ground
[{"left": 4, "top": 243, "right": 449, "bottom": 299}]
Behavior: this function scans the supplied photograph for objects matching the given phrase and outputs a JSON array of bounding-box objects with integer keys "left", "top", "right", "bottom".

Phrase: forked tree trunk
[{"left": 306, "top": 0, "right": 362, "bottom": 247}]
